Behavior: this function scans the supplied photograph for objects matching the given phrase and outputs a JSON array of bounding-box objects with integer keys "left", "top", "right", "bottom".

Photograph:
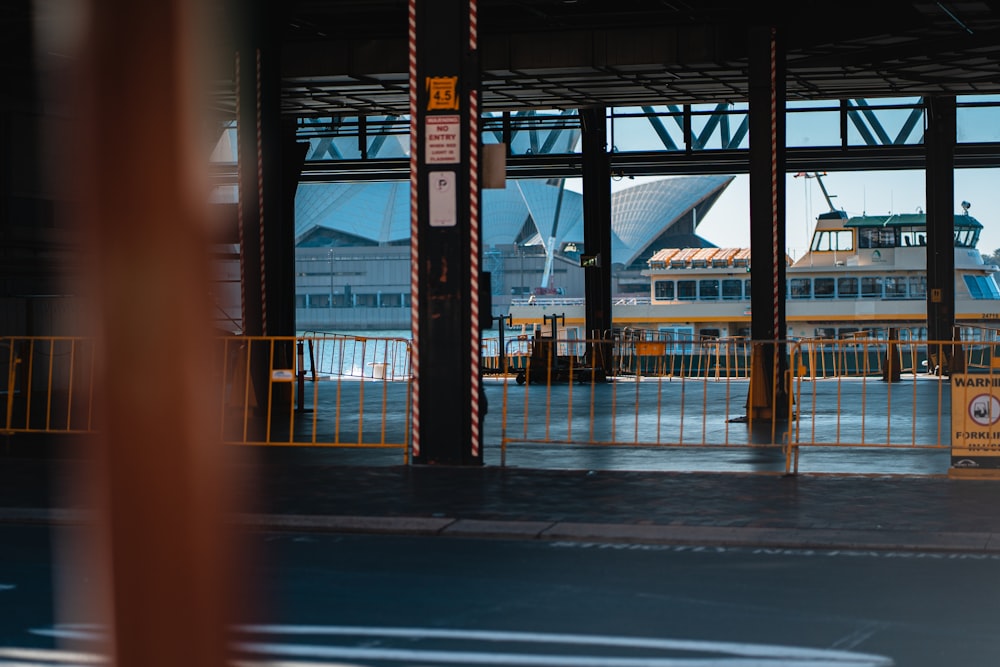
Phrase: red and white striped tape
[
  {"left": 770, "top": 29, "right": 778, "bottom": 341},
  {"left": 468, "top": 0, "right": 480, "bottom": 458},
  {"left": 407, "top": 0, "right": 420, "bottom": 457},
  {"left": 256, "top": 48, "right": 267, "bottom": 335},
  {"left": 235, "top": 53, "right": 247, "bottom": 333}
]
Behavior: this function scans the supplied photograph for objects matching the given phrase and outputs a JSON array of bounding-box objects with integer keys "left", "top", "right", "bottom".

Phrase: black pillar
[
  {"left": 925, "top": 96, "right": 957, "bottom": 348},
  {"left": 411, "top": 0, "right": 483, "bottom": 465},
  {"left": 580, "top": 107, "right": 613, "bottom": 349},
  {"left": 747, "top": 25, "right": 788, "bottom": 418},
  {"left": 234, "top": 2, "right": 298, "bottom": 416}
]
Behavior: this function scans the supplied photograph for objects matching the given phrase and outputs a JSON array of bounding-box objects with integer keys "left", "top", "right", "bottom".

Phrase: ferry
[{"left": 504, "top": 190, "right": 1000, "bottom": 376}]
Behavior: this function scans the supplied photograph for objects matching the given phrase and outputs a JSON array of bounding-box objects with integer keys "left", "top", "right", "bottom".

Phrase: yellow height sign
[{"left": 950, "top": 374, "right": 1000, "bottom": 477}]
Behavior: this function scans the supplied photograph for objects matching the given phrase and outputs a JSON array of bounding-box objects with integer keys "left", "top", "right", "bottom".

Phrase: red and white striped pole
[
  {"left": 468, "top": 0, "right": 481, "bottom": 459},
  {"left": 770, "top": 27, "right": 779, "bottom": 343},
  {"left": 407, "top": 0, "right": 420, "bottom": 458},
  {"left": 255, "top": 48, "right": 267, "bottom": 335}
]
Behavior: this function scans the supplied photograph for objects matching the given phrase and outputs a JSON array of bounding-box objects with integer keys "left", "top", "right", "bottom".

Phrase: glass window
[
  {"left": 677, "top": 280, "right": 697, "bottom": 300},
  {"left": 814, "top": 277, "right": 835, "bottom": 298},
  {"left": 838, "top": 277, "right": 858, "bottom": 297},
  {"left": 858, "top": 228, "right": 896, "bottom": 248},
  {"left": 814, "top": 327, "right": 836, "bottom": 338},
  {"left": 909, "top": 275, "right": 927, "bottom": 297},
  {"left": 654, "top": 280, "right": 674, "bottom": 299},
  {"left": 789, "top": 278, "right": 812, "bottom": 299},
  {"left": 722, "top": 279, "right": 743, "bottom": 300},
  {"left": 811, "top": 229, "right": 855, "bottom": 252},
  {"left": 699, "top": 279, "right": 719, "bottom": 300},
  {"left": 964, "top": 275, "right": 1000, "bottom": 299},
  {"left": 861, "top": 276, "right": 883, "bottom": 298},
  {"left": 884, "top": 276, "right": 907, "bottom": 298}
]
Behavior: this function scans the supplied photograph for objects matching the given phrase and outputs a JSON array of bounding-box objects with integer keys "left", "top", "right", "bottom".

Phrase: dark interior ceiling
[{"left": 219, "top": 0, "right": 1000, "bottom": 119}]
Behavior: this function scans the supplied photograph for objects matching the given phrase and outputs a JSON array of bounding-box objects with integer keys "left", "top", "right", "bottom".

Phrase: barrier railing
[
  {"left": 498, "top": 334, "right": 982, "bottom": 475},
  {"left": 784, "top": 337, "right": 980, "bottom": 474},
  {"left": 5, "top": 332, "right": 993, "bottom": 476},
  {"left": 499, "top": 336, "right": 792, "bottom": 463},
  {"left": 219, "top": 335, "right": 411, "bottom": 457},
  {"left": 2, "top": 336, "right": 98, "bottom": 434},
  {"left": 2, "top": 335, "right": 412, "bottom": 460}
]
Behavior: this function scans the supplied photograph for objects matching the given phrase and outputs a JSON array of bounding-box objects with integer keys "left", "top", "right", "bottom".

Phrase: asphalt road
[{"left": 5, "top": 525, "right": 1000, "bottom": 666}]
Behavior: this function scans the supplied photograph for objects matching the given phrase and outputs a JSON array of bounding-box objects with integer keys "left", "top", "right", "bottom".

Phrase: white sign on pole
[{"left": 429, "top": 171, "right": 456, "bottom": 227}]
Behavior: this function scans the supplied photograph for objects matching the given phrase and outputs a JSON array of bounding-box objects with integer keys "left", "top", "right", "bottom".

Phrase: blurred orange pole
[{"left": 70, "top": 1, "right": 241, "bottom": 665}]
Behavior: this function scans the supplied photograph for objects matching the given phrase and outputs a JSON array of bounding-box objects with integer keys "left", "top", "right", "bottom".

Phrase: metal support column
[
  {"left": 925, "top": 96, "right": 957, "bottom": 370},
  {"left": 580, "top": 106, "right": 612, "bottom": 361},
  {"left": 747, "top": 25, "right": 788, "bottom": 420},
  {"left": 410, "top": 0, "right": 483, "bottom": 465},
  {"left": 235, "top": 2, "right": 300, "bottom": 413}
]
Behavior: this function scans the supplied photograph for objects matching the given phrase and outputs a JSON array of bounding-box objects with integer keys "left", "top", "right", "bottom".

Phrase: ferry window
[
  {"left": 901, "top": 227, "right": 922, "bottom": 247},
  {"left": 859, "top": 227, "right": 897, "bottom": 248},
  {"left": 884, "top": 276, "right": 907, "bottom": 298},
  {"left": 699, "top": 279, "right": 719, "bottom": 300},
  {"left": 987, "top": 277, "right": 1000, "bottom": 299},
  {"left": 863, "top": 327, "right": 886, "bottom": 340},
  {"left": 812, "top": 229, "right": 855, "bottom": 252},
  {"left": 964, "top": 275, "right": 1000, "bottom": 299},
  {"left": 814, "top": 277, "right": 835, "bottom": 298},
  {"left": 677, "top": 280, "right": 697, "bottom": 300},
  {"left": 860, "top": 276, "right": 883, "bottom": 298},
  {"left": 654, "top": 280, "right": 674, "bottom": 299},
  {"left": 955, "top": 227, "right": 977, "bottom": 247},
  {"left": 909, "top": 275, "right": 927, "bottom": 297},
  {"left": 789, "top": 278, "right": 811, "bottom": 299},
  {"left": 814, "top": 327, "right": 836, "bottom": 338},
  {"left": 699, "top": 328, "right": 721, "bottom": 339},
  {"left": 737, "top": 327, "right": 752, "bottom": 338},
  {"left": 837, "top": 277, "right": 858, "bottom": 297},
  {"left": 745, "top": 279, "right": 751, "bottom": 296},
  {"left": 839, "top": 327, "right": 859, "bottom": 337},
  {"left": 721, "top": 279, "right": 743, "bottom": 300}
]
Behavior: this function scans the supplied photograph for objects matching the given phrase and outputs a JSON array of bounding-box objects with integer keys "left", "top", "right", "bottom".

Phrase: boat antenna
[{"left": 793, "top": 171, "right": 838, "bottom": 213}]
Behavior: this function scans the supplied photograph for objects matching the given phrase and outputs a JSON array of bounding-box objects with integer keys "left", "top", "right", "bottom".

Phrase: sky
[{"left": 606, "top": 168, "right": 1000, "bottom": 262}]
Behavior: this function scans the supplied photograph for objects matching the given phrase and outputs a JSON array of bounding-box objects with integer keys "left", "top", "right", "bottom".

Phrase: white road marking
[
  {"left": 236, "top": 625, "right": 894, "bottom": 665},
  {"left": 25, "top": 623, "right": 894, "bottom": 666}
]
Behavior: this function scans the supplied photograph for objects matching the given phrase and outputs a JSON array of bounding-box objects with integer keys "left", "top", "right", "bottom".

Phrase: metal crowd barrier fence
[
  {"left": 220, "top": 335, "right": 411, "bottom": 457},
  {"left": 497, "top": 334, "right": 979, "bottom": 474},
  {"left": 2, "top": 336, "right": 98, "bottom": 434},
  {"left": 784, "top": 337, "right": 984, "bottom": 474},
  {"left": 5, "top": 332, "right": 992, "bottom": 476},
  {"left": 2, "top": 334, "right": 413, "bottom": 460}
]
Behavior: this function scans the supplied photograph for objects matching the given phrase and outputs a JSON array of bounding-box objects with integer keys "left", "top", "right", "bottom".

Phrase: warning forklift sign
[{"left": 951, "top": 374, "right": 1000, "bottom": 470}]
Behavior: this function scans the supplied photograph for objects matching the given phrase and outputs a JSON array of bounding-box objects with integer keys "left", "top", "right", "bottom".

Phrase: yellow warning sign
[
  {"left": 426, "top": 76, "right": 459, "bottom": 110},
  {"left": 950, "top": 374, "right": 1000, "bottom": 471}
]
